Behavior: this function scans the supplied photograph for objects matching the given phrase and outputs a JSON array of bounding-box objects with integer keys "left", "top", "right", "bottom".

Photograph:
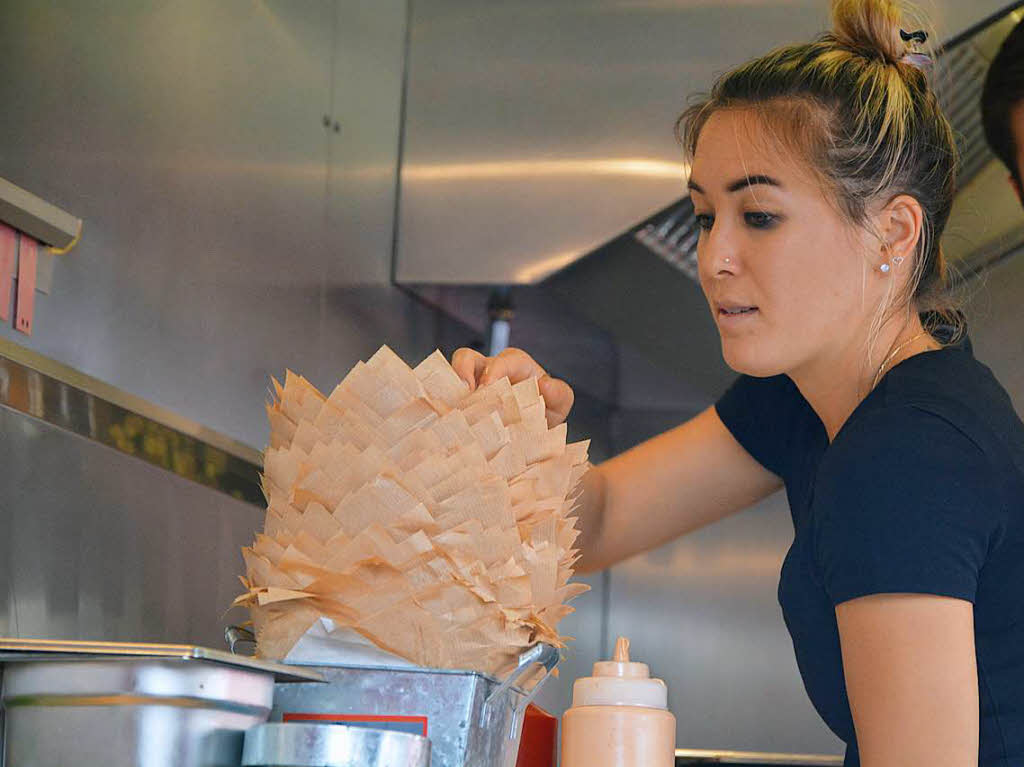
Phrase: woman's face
[{"left": 689, "top": 108, "right": 881, "bottom": 378}]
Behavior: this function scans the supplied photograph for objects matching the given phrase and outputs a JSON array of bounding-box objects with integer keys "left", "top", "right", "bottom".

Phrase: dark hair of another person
[{"left": 981, "top": 18, "right": 1024, "bottom": 187}]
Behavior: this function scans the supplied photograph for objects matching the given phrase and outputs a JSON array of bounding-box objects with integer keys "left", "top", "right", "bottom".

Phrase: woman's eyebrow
[
  {"left": 687, "top": 174, "right": 782, "bottom": 194},
  {"left": 728, "top": 174, "right": 782, "bottom": 192}
]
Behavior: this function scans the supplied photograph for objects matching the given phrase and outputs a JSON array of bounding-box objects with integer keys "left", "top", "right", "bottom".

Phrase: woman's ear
[{"left": 877, "top": 194, "right": 924, "bottom": 272}]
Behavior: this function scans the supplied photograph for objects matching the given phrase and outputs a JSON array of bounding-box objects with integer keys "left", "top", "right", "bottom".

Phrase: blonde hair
[{"left": 677, "top": 0, "right": 965, "bottom": 355}]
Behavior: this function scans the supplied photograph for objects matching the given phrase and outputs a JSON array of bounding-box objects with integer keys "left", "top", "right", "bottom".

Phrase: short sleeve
[
  {"left": 714, "top": 373, "right": 816, "bottom": 480},
  {"left": 813, "top": 405, "right": 1006, "bottom": 607}
]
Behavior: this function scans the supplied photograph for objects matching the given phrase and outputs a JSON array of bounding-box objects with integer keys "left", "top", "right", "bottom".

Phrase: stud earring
[
  {"left": 892, "top": 255, "right": 905, "bottom": 266},
  {"left": 880, "top": 263, "right": 891, "bottom": 273}
]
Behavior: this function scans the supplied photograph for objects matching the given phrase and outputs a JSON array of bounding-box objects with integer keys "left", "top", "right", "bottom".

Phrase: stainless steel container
[
  {"left": 242, "top": 723, "right": 430, "bottom": 767},
  {"left": 0, "top": 638, "right": 324, "bottom": 767},
  {"left": 270, "top": 643, "right": 559, "bottom": 767}
]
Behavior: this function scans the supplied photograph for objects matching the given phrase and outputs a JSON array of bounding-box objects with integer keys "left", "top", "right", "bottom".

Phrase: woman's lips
[{"left": 717, "top": 306, "right": 759, "bottom": 326}]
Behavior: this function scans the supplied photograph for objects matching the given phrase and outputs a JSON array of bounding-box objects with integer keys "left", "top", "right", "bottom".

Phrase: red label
[
  {"left": 0, "top": 224, "right": 15, "bottom": 321},
  {"left": 282, "top": 712, "right": 428, "bottom": 737},
  {"left": 15, "top": 234, "right": 36, "bottom": 335}
]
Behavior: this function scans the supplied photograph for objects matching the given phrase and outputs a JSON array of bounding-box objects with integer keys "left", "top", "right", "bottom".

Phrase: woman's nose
[{"left": 700, "top": 230, "right": 737, "bottom": 277}]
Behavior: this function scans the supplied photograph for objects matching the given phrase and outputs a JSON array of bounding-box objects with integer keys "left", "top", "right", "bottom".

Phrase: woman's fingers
[
  {"left": 451, "top": 347, "right": 488, "bottom": 391},
  {"left": 539, "top": 375, "right": 575, "bottom": 427},
  {"left": 449, "top": 347, "right": 576, "bottom": 425},
  {"left": 479, "top": 348, "right": 547, "bottom": 386}
]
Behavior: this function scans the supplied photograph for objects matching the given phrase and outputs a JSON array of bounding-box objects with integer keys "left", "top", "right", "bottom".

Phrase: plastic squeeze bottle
[{"left": 560, "top": 636, "right": 675, "bottom": 767}]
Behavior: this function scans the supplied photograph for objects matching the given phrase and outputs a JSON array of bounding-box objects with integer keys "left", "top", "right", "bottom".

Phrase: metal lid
[{"left": 242, "top": 723, "right": 431, "bottom": 767}]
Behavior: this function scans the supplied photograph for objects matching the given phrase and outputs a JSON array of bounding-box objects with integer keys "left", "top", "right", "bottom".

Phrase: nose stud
[{"left": 724, "top": 257, "right": 731, "bottom": 264}]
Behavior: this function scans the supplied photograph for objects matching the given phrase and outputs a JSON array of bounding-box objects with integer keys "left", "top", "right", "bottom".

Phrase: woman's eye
[
  {"left": 694, "top": 213, "right": 714, "bottom": 231},
  {"left": 744, "top": 211, "right": 778, "bottom": 229}
]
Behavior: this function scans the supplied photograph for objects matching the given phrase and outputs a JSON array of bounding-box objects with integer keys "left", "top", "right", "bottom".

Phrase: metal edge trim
[
  {"left": 0, "top": 638, "right": 325, "bottom": 683},
  {"left": 0, "top": 656, "right": 324, "bottom": 684},
  {"left": 0, "top": 638, "right": 206, "bottom": 655},
  {"left": 0, "top": 337, "right": 265, "bottom": 505},
  {"left": 0, "top": 175, "right": 81, "bottom": 249},
  {"left": 284, "top": 660, "right": 506, "bottom": 686},
  {"left": 0, "top": 336, "right": 260, "bottom": 463},
  {"left": 2, "top": 693, "right": 268, "bottom": 717},
  {"left": 675, "top": 749, "right": 844, "bottom": 766}
]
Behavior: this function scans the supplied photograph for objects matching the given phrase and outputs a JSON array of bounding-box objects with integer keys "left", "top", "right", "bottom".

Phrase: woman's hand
[{"left": 451, "top": 347, "right": 575, "bottom": 428}]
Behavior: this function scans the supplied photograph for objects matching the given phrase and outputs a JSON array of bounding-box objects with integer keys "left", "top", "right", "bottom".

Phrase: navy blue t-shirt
[{"left": 715, "top": 336, "right": 1024, "bottom": 766}]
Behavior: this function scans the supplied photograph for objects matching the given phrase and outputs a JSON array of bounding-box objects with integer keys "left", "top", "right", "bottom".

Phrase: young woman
[{"left": 454, "top": 1, "right": 1024, "bottom": 765}]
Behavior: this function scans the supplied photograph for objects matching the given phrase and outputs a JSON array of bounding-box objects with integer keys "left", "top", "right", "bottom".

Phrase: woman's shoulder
[
  {"left": 818, "top": 344, "right": 1024, "bottom": 534},
  {"left": 812, "top": 348, "right": 1023, "bottom": 606},
  {"left": 874, "top": 342, "right": 1024, "bottom": 470},
  {"left": 813, "top": 395, "right": 1011, "bottom": 606}
]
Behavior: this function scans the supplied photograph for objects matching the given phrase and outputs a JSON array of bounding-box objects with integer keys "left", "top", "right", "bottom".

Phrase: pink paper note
[
  {"left": 16, "top": 234, "right": 36, "bottom": 335},
  {"left": 0, "top": 224, "right": 15, "bottom": 321}
]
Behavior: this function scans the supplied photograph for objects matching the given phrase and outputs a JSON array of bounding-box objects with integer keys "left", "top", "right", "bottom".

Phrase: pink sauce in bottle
[{"left": 560, "top": 637, "right": 676, "bottom": 767}]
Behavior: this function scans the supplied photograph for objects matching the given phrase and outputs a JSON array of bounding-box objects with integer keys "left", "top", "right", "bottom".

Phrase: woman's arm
[
  {"left": 452, "top": 347, "right": 783, "bottom": 572},
  {"left": 836, "top": 594, "right": 979, "bottom": 767},
  {"left": 577, "top": 405, "right": 782, "bottom": 572}
]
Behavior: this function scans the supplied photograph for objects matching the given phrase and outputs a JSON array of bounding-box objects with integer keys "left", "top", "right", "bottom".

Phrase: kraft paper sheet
[{"left": 235, "top": 346, "right": 590, "bottom": 678}]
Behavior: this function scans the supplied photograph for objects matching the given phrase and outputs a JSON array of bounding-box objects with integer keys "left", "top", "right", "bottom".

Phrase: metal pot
[{"left": 0, "top": 637, "right": 323, "bottom": 767}]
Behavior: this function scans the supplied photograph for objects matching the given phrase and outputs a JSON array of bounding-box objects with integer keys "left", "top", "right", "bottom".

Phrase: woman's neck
[{"left": 789, "top": 316, "right": 942, "bottom": 443}]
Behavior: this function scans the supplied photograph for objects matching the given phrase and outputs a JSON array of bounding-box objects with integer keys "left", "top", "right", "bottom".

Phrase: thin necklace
[{"left": 871, "top": 331, "right": 929, "bottom": 390}]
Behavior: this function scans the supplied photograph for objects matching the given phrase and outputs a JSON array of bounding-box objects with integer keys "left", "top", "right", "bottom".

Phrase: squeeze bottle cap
[{"left": 570, "top": 637, "right": 668, "bottom": 709}]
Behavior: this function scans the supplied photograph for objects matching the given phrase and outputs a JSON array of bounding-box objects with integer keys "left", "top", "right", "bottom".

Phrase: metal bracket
[
  {"left": 225, "top": 625, "right": 257, "bottom": 656},
  {"left": 481, "top": 642, "right": 559, "bottom": 738}
]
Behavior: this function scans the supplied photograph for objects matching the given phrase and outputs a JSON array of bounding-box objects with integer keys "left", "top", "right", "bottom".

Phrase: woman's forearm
[{"left": 568, "top": 407, "right": 783, "bottom": 574}]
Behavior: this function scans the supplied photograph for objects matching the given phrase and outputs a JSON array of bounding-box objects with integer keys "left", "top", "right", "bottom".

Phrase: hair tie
[
  {"left": 897, "top": 29, "right": 931, "bottom": 72},
  {"left": 900, "top": 52, "right": 933, "bottom": 72}
]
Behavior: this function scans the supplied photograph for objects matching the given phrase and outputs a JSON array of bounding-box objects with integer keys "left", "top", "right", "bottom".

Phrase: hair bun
[{"left": 831, "top": 0, "right": 907, "bottom": 64}]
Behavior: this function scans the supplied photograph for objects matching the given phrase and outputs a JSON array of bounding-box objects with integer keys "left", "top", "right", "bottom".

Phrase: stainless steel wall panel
[
  {"left": 0, "top": 1, "right": 412, "bottom": 449},
  {"left": 606, "top": 492, "right": 844, "bottom": 755},
  {"left": 0, "top": 405, "right": 259, "bottom": 646},
  {"left": 327, "top": 0, "right": 408, "bottom": 285}
]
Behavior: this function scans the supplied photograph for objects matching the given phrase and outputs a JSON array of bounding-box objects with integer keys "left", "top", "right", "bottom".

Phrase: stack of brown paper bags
[{"left": 234, "top": 345, "right": 590, "bottom": 678}]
